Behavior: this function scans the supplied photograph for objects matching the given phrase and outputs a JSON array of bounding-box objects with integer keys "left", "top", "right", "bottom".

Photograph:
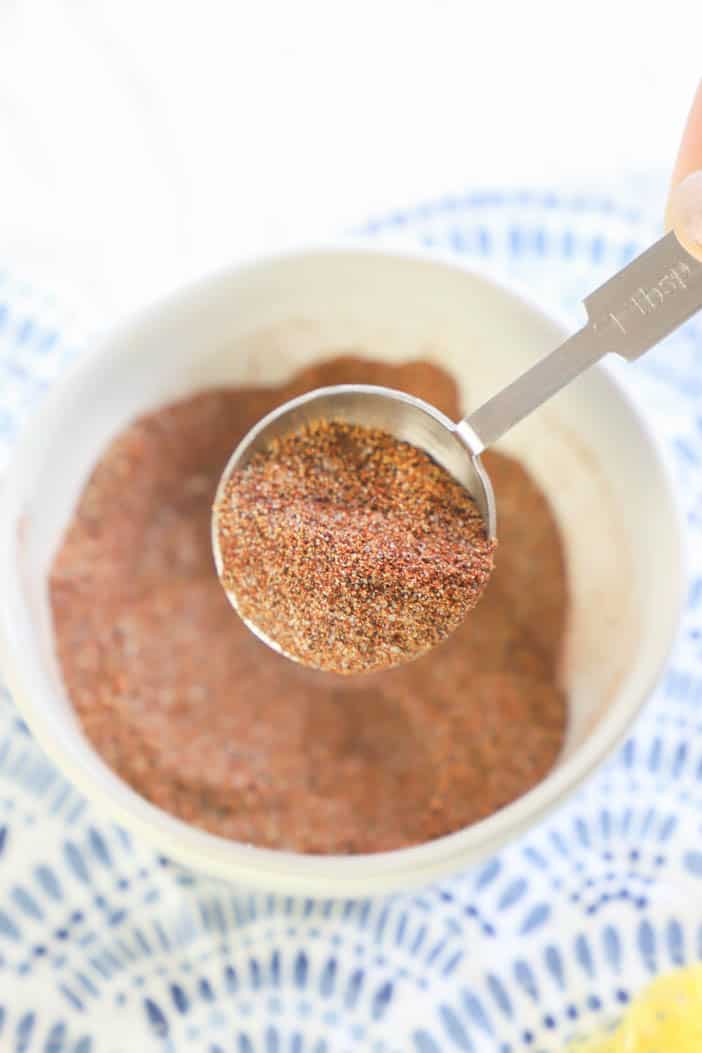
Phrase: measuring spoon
[{"left": 213, "top": 231, "right": 702, "bottom": 651}]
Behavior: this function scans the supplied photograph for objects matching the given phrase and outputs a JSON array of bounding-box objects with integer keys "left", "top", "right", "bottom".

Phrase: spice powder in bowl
[
  {"left": 50, "top": 356, "right": 568, "bottom": 854},
  {"left": 215, "top": 419, "right": 496, "bottom": 674}
]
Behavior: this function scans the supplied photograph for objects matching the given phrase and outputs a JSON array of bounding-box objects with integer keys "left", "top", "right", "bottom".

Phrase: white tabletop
[{"left": 0, "top": 0, "right": 698, "bottom": 317}]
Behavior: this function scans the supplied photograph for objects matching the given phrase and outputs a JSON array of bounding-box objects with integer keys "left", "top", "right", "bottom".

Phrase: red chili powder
[{"left": 50, "top": 356, "right": 568, "bottom": 853}]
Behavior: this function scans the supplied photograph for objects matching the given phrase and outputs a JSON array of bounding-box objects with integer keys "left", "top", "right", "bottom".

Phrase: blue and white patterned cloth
[{"left": 2, "top": 185, "right": 702, "bottom": 1053}]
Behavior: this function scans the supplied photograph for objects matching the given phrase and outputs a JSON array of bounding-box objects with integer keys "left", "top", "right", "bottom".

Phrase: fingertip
[{"left": 668, "top": 170, "right": 702, "bottom": 261}]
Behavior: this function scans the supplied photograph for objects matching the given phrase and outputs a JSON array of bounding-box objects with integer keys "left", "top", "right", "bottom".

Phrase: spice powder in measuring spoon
[{"left": 215, "top": 419, "right": 496, "bottom": 674}]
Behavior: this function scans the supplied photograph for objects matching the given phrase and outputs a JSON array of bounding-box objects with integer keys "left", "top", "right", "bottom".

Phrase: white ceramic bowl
[{"left": 0, "top": 243, "right": 684, "bottom": 896}]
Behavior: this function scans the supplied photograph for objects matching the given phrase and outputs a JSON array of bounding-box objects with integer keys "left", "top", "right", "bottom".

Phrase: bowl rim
[{"left": 0, "top": 236, "right": 687, "bottom": 894}]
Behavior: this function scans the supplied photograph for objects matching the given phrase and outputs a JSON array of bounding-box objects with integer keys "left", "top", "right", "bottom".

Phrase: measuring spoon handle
[{"left": 460, "top": 231, "right": 702, "bottom": 453}]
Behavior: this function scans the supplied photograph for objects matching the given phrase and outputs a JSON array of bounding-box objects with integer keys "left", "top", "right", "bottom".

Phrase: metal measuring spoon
[{"left": 213, "top": 231, "right": 702, "bottom": 654}]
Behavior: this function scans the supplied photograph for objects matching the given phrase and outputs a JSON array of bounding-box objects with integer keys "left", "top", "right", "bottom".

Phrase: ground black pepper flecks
[
  {"left": 216, "top": 419, "right": 496, "bottom": 674},
  {"left": 50, "top": 355, "right": 569, "bottom": 854}
]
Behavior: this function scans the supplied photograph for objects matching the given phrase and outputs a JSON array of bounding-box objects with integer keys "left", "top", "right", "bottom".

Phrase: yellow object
[{"left": 566, "top": 965, "right": 702, "bottom": 1052}]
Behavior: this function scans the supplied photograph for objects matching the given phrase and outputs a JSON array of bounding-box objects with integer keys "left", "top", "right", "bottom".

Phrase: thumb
[{"left": 667, "top": 80, "right": 702, "bottom": 260}]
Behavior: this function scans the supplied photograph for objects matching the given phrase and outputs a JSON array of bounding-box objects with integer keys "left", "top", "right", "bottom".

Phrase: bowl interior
[{"left": 0, "top": 246, "right": 682, "bottom": 893}]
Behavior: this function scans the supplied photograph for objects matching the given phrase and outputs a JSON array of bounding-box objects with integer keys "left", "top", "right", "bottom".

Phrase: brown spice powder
[
  {"left": 216, "top": 419, "right": 495, "bottom": 674},
  {"left": 50, "top": 355, "right": 568, "bottom": 854}
]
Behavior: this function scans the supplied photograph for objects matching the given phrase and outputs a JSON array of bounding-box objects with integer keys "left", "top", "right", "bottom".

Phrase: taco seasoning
[
  {"left": 215, "top": 419, "right": 496, "bottom": 674},
  {"left": 50, "top": 355, "right": 568, "bottom": 854}
]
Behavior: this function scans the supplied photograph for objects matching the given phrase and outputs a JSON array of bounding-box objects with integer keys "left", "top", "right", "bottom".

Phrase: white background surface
[{"left": 0, "top": 0, "right": 700, "bottom": 319}]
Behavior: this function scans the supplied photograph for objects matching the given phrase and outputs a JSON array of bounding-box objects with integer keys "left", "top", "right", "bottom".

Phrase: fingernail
[{"left": 667, "top": 170, "right": 702, "bottom": 260}]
